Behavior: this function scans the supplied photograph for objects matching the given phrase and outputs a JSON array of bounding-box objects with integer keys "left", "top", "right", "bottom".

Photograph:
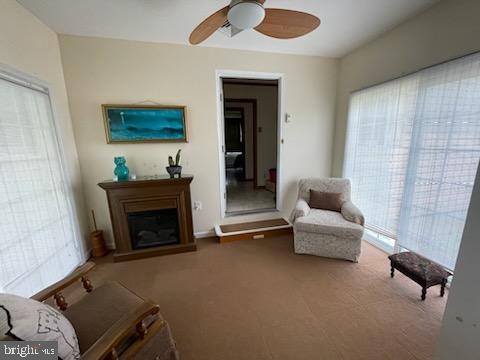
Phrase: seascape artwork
[{"left": 103, "top": 105, "right": 187, "bottom": 143}]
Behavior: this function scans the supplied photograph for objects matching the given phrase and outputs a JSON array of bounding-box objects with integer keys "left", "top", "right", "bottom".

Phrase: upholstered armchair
[{"left": 290, "top": 178, "right": 365, "bottom": 262}]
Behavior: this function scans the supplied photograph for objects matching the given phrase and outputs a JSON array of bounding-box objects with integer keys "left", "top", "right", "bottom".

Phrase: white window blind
[
  {"left": 343, "top": 75, "right": 418, "bottom": 239},
  {"left": 398, "top": 54, "right": 480, "bottom": 270},
  {"left": 0, "top": 73, "right": 84, "bottom": 297},
  {"left": 344, "top": 52, "right": 480, "bottom": 270}
]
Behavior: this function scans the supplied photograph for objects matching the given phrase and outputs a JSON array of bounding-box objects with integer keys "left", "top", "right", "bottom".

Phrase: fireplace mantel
[{"left": 99, "top": 175, "right": 196, "bottom": 262}]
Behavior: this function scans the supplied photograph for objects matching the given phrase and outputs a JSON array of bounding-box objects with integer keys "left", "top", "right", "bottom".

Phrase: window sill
[{"left": 363, "top": 230, "right": 395, "bottom": 255}]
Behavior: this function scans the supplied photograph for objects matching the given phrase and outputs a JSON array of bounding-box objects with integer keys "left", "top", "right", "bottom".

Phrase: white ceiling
[{"left": 17, "top": 0, "right": 439, "bottom": 57}]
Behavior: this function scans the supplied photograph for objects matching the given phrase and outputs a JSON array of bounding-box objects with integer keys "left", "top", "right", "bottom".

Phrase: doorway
[
  {"left": 224, "top": 107, "right": 246, "bottom": 181},
  {"left": 219, "top": 76, "right": 280, "bottom": 216}
]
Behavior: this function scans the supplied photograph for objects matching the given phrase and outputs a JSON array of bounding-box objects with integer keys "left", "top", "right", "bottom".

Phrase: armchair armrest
[
  {"left": 31, "top": 261, "right": 95, "bottom": 302},
  {"left": 290, "top": 198, "right": 311, "bottom": 223},
  {"left": 82, "top": 300, "right": 164, "bottom": 360},
  {"left": 341, "top": 201, "right": 365, "bottom": 226}
]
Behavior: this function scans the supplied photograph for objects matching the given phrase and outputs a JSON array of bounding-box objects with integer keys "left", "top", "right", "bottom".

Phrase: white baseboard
[
  {"left": 194, "top": 230, "right": 216, "bottom": 239},
  {"left": 83, "top": 248, "right": 92, "bottom": 261},
  {"left": 363, "top": 234, "right": 394, "bottom": 254}
]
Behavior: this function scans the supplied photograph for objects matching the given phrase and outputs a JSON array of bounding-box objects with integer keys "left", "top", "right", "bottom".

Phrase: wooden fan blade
[
  {"left": 255, "top": 9, "right": 320, "bottom": 39},
  {"left": 189, "top": 6, "right": 229, "bottom": 45}
]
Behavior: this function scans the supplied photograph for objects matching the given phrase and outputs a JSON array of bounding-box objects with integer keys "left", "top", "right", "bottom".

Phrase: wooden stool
[{"left": 388, "top": 252, "right": 452, "bottom": 301}]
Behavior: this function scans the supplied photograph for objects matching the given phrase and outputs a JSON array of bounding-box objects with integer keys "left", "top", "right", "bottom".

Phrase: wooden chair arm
[
  {"left": 31, "top": 262, "right": 96, "bottom": 302},
  {"left": 81, "top": 300, "right": 162, "bottom": 360}
]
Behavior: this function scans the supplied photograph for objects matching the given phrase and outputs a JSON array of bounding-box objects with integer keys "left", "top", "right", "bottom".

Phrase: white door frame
[{"left": 215, "top": 70, "right": 284, "bottom": 218}]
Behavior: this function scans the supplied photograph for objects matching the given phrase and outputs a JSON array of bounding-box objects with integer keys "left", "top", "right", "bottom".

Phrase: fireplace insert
[{"left": 127, "top": 209, "right": 180, "bottom": 250}]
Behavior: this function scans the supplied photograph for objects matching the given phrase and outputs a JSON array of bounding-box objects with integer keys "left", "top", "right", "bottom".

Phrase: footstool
[{"left": 388, "top": 252, "right": 452, "bottom": 300}]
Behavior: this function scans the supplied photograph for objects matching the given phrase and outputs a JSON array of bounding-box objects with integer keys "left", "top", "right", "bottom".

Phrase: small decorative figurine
[
  {"left": 114, "top": 156, "right": 129, "bottom": 181},
  {"left": 166, "top": 149, "right": 182, "bottom": 178}
]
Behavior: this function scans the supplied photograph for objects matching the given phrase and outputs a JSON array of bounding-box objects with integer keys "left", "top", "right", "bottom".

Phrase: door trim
[{"left": 215, "top": 70, "right": 283, "bottom": 219}]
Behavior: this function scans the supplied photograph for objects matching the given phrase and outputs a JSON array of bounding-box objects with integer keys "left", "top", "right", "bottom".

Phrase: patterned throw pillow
[{"left": 0, "top": 294, "right": 80, "bottom": 360}]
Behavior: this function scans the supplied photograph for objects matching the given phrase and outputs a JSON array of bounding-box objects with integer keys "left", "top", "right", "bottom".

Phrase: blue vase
[{"left": 114, "top": 156, "right": 129, "bottom": 181}]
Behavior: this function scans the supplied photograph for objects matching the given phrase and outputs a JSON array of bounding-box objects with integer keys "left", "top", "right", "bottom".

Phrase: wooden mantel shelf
[
  {"left": 98, "top": 175, "right": 194, "bottom": 189},
  {"left": 98, "top": 175, "right": 196, "bottom": 262}
]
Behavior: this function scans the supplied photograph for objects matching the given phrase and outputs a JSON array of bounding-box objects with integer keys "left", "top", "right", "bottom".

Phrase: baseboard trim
[
  {"left": 83, "top": 248, "right": 92, "bottom": 261},
  {"left": 363, "top": 235, "right": 394, "bottom": 255},
  {"left": 194, "top": 230, "right": 216, "bottom": 239}
]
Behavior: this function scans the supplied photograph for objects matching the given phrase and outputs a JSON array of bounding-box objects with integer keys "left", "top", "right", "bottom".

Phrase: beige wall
[
  {"left": 0, "top": 0, "right": 89, "bottom": 250},
  {"left": 332, "top": 0, "right": 480, "bottom": 176},
  {"left": 224, "top": 84, "right": 278, "bottom": 187},
  {"left": 436, "top": 164, "right": 480, "bottom": 360},
  {"left": 58, "top": 35, "right": 337, "bottom": 245}
]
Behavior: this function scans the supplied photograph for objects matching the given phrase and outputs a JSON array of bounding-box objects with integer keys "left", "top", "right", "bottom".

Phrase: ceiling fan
[{"left": 189, "top": 0, "right": 320, "bottom": 45}]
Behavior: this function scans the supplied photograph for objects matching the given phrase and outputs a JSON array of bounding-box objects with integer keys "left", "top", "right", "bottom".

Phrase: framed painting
[{"left": 102, "top": 104, "right": 187, "bottom": 143}]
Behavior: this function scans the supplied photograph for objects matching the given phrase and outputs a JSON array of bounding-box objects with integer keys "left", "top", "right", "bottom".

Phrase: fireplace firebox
[
  {"left": 128, "top": 208, "right": 180, "bottom": 250},
  {"left": 99, "top": 175, "right": 196, "bottom": 261}
]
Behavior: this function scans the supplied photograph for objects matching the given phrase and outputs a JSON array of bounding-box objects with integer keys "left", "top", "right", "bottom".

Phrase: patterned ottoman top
[{"left": 389, "top": 252, "right": 452, "bottom": 286}]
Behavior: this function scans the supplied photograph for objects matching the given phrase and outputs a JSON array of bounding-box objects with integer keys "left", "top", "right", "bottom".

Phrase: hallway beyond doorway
[{"left": 226, "top": 168, "right": 275, "bottom": 214}]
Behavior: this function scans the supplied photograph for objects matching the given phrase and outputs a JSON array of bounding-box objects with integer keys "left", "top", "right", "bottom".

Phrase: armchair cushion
[
  {"left": 63, "top": 281, "right": 142, "bottom": 352},
  {"left": 341, "top": 201, "right": 365, "bottom": 226},
  {"left": 289, "top": 198, "right": 311, "bottom": 223},
  {"left": 0, "top": 294, "right": 80, "bottom": 360},
  {"left": 295, "top": 209, "right": 363, "bottom": 239}
]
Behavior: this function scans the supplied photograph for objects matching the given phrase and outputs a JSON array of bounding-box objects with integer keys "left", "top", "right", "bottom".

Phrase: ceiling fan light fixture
[{"left": 227, "top": 1, "right": 265, "bottom": 30}]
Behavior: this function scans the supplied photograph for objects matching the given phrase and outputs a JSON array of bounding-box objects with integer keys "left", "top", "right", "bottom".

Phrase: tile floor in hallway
[{"left": 226, "top": 168, "right": 276, "bottom": 213}]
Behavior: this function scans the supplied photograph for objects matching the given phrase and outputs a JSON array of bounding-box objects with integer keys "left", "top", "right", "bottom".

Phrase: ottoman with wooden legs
[{"left": 388, "top": 252, "right": 452, "bottom": 301}]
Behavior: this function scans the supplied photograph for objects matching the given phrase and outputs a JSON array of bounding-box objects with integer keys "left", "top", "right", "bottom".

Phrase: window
[
  {"left": 344, "top": 52, "right": 480, "bottom": 270},
  {"left": 344, "top": 75, "right": 419, "bottom": 241},
  {"left": 0, "top": 71, "right": 84, "bottom": 296}
]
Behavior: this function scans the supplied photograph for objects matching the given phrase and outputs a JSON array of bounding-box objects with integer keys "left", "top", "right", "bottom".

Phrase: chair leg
[{"left": 390, "top": 265, "right": 395, "bottom": 278}]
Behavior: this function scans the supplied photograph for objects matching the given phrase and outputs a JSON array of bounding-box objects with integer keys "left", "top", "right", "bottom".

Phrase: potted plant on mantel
[{"left": 166, "top": 149, "right": 182, "bottom": 178}]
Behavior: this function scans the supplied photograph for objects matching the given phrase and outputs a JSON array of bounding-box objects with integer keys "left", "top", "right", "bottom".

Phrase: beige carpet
[{"left": 87, "top": 236, "right": 447, "bottom": 360}]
